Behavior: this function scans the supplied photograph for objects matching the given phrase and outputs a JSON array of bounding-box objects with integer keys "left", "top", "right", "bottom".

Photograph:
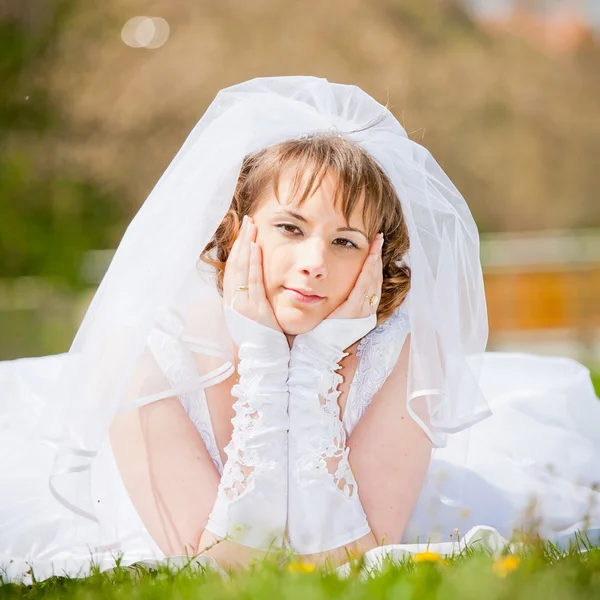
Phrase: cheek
[
  {"left": 329, "top": 257, "right": 363, "bottom": 302},
  {"left": 262, "top": 252, "right": 284, "bottom": 293},
  {"left": 256, "top": 233, "right": 288, "bottom": 292}
]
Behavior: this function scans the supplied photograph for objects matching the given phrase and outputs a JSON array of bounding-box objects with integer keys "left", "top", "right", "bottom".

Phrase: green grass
[
  {"left": 3, "top": 538, "right": 600, "bottom": 600},
  {"left": 2, "top": 372, "right": 599, "bottom": 597}
]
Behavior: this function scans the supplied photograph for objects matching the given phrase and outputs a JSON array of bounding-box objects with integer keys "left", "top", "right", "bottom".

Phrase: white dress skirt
[{"left": 2, "top": 318, "right": 600, "bottom": 582}]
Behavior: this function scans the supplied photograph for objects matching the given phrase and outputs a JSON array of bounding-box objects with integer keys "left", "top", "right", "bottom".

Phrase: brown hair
[{"left": 199, "top": 132, "right": 410, "bottom": 323}]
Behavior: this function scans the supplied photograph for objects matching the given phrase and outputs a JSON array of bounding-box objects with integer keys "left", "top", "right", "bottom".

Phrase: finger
[
  {"left": 248, "top": 241, "right": 268, "bottom": 305},
  {"left": 347, "top": 234, "right": 382, "bottom": 309},
  {"left": 224, "top": 216, "right": 246, "bottom": 286},
  {"left": 358, "top": 235, "right": 383, "bottom": 315},
  {"left": 224, "top": 221, "right": 252, "bottom": 309},
  {"left": 367, "top": 253, "right": 384, "bottom": 314},
  {"left": 372, "top": 237, "right": 384, "bottom": 291},
  {"left": 346, "top": 262, "right": 374, "bottom": 316},
  {"left": 370, "top": 237, "right": 385, "bottom": 310},
  {"left": 234, "top": 217, "right": 252, "bottom": 288},
  {"left": 247, "top": 216, "right": 257, "bottom": 244}
]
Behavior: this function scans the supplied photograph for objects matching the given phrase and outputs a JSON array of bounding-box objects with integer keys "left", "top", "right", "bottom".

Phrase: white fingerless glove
[
  {"left": 205, "top": 306, "right": 290, "bottom": 550},
  {"left": 287, "top": 314, "right": 377, "bottom": 554}
]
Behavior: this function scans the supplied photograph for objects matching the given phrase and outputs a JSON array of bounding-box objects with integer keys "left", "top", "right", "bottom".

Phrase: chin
[{"left": 274, "top": 306, "right": 323, "bottom": 336}]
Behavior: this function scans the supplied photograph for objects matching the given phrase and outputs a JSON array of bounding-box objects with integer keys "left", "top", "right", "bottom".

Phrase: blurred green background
[{"left": 1, "top": 0, "right": 599, "bottom": 390}]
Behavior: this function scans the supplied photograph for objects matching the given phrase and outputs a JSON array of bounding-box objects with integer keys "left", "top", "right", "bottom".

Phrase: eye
[
  {"left": 276, "top": 223, "right": 302, "bottom": 235},
  {"left": 276, "top": 224, "right": 358, "bottom": 250},
  {"left": 333, "top": 238, "right": 359, "bottom": 250}
]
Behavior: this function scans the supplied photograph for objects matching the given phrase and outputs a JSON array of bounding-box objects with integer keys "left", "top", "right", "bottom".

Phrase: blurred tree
[
  {"left": 38, "top": 0, "right": 600, "bottom": 235},
  {"left": 0, "top": 0, "right": 127, "bottom": 286},
  {"left": 1, "top": 0, "right": 600, "bottom": 286}
]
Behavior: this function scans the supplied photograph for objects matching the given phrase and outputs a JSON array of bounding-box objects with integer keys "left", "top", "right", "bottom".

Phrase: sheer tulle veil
[{"left": 37, "top": 76, "right": 491, "bottom": 532}]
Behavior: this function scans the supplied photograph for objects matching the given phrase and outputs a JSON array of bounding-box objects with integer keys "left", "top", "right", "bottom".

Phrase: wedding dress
[
  {"left": 1, "top": 302, "right": 599, "bottom": 582},
  {"left": 2, "top": 75, "right": 599, "bottom": 582}
]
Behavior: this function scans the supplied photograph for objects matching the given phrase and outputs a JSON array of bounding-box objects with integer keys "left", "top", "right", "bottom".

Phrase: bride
[{"left": 1, "top": 76, "right": 600, "bottom": 579}]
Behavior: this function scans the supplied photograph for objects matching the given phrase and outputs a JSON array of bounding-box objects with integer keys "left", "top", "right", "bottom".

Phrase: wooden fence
[{"left": 481, "top": 229, "right": 600, "bottom": 365}]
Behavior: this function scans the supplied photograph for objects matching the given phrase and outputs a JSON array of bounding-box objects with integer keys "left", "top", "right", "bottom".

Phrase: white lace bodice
[
  {"left": 147, "top": 308, "right": 410, "bottom": 476},
  {"left": 342, "top": 308, "right": 410, "bottom": 436}
]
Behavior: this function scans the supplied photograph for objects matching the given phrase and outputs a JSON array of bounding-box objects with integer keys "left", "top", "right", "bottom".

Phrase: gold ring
[
  {"left": 366, "top": 294, "right": 378, "bottom": 307},
  {"left": 235, "top": 285, "right": 249, "bottom": 291}
]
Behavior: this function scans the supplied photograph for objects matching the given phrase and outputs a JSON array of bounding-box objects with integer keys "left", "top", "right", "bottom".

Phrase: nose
[{"left": 297, "top": 237, "right": 328, "bottom": 279}]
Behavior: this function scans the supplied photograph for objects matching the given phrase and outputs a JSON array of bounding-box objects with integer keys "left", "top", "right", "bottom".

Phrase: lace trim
[
  {"left": 315, "top": 353, "right": 358, "bottom": 497},
  {"left": 288, "top": 341, "right": 358, "bottom": 499},
  {"left": 216, "top": 350, "right": 288, "bottom": 503},
  {"left": 342, "top": 309, "right": 410, "bottom": 436},
  {"left": 217, "top": 395, "right": 260, "bottom": 500},
  {"left": 150, "top": 306, "right": 409, "bottom": 485}
]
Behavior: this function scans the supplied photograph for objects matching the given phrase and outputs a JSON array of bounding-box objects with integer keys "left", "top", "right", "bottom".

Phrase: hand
[
  {"left": 223, "top": 215, "right": 282, "bottom": 333},
  {"left": 328, "top": 232, "right": 384, "bottom": 320}
]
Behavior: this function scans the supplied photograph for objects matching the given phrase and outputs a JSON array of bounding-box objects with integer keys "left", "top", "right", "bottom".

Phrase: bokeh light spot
[{"left": 121, "top": 16, "right": 170, "bottom": 49}]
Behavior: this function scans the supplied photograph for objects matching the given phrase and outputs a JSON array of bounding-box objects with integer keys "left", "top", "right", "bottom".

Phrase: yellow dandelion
[
  {"left": 492, "top": 555, "right": 520, "bottom": 578},
  {"left": 287, "top": 561, "right": 316, "bottom": 573},
  {"left": 413, "top": 551, "right": 443, "bottom": 564}
]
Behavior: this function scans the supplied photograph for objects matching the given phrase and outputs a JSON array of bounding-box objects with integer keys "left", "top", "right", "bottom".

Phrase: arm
[
  {"left": 203, "top": 306, "right": 290, "bottom": 551},
  {"left": 285, "top": 229, "right": 431, "bottom": 566},
  {"left": 342, "top": 333, "right": 432, "bottom": 546},
  {"left": 202, "top": 215, "right": 290, "bottom": 556},
  {"left": 287, "top": 315, "right": 377, "bottom": 555},
  {"left": 109, "top": 382, "right": 283, "bottom": 571},
  {"left": 288, "top": 333, "right": 432, "bottom": 568},
  {"left": 109, "top": 396, "right": 222, "bottom": 557},
  {"left": 111, "top": 215, "right": 290, "bottom": 570}
]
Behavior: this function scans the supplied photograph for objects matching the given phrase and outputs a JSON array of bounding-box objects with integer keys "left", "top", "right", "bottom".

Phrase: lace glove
[
  {"left": 204, "top": 306, "right": 290, "bottom": 550},
  {"left": 287, "top": 314, "right": 377, "bottom": 554}
]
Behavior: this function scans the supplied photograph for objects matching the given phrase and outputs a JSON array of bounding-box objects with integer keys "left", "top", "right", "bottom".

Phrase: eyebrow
[{"left": 274, "top": 210, "right": 368, "bottom": 240}]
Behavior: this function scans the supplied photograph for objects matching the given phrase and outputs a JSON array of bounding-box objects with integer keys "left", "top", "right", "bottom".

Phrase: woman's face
[{"left": 250, "top": 168, "right": 371, "bottom": 336}]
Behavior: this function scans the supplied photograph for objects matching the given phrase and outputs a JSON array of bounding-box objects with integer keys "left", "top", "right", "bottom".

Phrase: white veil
[{"left": 38, "top": 76, "right": 491, "bottom": 534}]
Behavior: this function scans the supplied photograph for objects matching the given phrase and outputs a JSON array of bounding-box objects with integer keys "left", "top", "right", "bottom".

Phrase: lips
[{"left": 283, "top": 287, "right": 325, "bottom": 303}]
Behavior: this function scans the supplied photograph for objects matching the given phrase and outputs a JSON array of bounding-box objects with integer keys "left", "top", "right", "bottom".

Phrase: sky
[{"left": 465, "top": 0, "right": 600, "bottom": 30}]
